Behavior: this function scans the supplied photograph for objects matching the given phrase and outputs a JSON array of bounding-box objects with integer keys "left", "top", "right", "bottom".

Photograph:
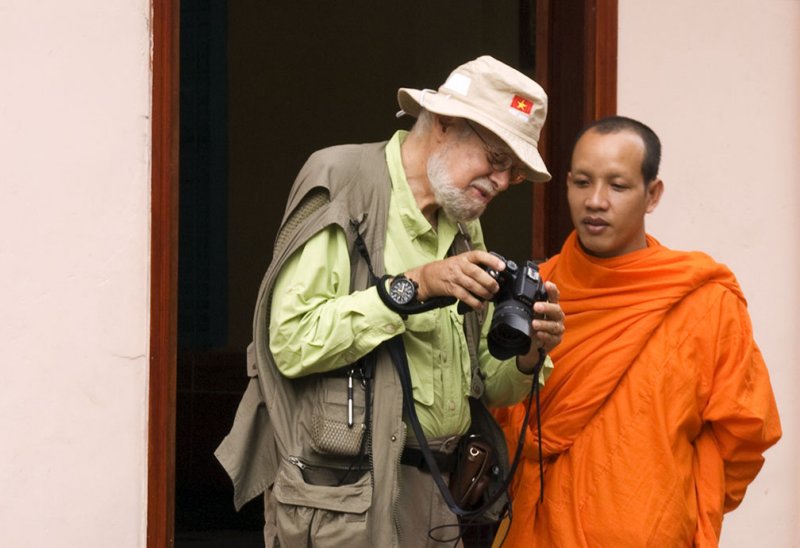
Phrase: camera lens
[{"left": 487, "top": 300, "right": 532, "bottom": 360}]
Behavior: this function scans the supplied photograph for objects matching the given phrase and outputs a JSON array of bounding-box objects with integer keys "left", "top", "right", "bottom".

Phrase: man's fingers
[
  {"left": 466, "top": 250, "right": 506, "bottom": 272},
  {"left": 411, "top": 252, "right": 506, "bottom": 304}
]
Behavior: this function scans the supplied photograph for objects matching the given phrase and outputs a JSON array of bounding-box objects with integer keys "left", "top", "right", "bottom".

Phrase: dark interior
[{"left": 176, "top": 0, "right": 545, "bottom": 543}]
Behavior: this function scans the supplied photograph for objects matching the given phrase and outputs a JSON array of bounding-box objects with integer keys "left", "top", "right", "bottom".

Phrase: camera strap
[
  {"left": 385, "top": 334, "right": 544, "bottom": 520},
  {"left": 349, "top": 218, "right": 546, "bottom": 519}
]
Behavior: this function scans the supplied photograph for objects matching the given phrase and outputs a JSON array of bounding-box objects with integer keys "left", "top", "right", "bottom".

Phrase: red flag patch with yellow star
[{"left": 510, "top": 95, "right": 533, "bottom": 115}]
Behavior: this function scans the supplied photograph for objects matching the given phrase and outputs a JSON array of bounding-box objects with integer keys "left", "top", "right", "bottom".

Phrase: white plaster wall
[
  {"left": 0, "top": 1, "right": 152, "bottom": 547},
  {"left": 619, "top": 1, "right": 800, "bottom": 545}
]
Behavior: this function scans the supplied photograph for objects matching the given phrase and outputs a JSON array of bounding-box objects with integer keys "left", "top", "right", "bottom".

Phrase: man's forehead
[{"left": 468, "top": 119, "right": 518, "bottom": 157}]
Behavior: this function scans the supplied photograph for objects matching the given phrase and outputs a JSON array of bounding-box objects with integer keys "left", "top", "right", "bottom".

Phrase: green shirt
[{"left": 270, "top": 131, "right": 551, "bottom": 437}]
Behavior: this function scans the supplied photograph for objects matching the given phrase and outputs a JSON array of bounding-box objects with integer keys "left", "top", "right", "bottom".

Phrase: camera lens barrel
[
  {"left": 483, "top": 255, "right": 547, "bottom": 360},
  {"left": 487, "top": 300, "right": 533, "bottom": 360}
]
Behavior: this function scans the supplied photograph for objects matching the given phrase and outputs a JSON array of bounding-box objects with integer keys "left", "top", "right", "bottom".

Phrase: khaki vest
[{"left": 215, "top": 141, "right": 484, "bottom": 547}]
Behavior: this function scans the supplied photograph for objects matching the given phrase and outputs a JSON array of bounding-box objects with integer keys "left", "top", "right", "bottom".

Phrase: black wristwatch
[
  {"left": 376, "top": 274, "right": 456, "bottom": 317},
  {"left": 388, "top": 274, "right": 418, "bottom": 306}
]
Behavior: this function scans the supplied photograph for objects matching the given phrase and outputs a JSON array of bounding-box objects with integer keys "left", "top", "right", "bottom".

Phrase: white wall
[
  {"left": 619, "top": 1, "right": 800, "bottom": 546},
  {"left": 0, "top": 1, "right": 152, "bottom": 547}
]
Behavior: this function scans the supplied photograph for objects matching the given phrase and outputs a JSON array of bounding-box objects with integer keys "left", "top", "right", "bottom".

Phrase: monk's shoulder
[{"left": 666, "top": 278, "right": 750, "bottom": 348}]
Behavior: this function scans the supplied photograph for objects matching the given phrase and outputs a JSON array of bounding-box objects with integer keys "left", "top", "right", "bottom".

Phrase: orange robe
[{"left": 495, "top": 232, "right": 781, "bottom": 547}]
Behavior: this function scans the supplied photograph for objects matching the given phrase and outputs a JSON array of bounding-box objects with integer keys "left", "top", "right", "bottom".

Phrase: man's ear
[
  {"left": 645, "top": 177, "right": 664, "bottom": 214},
  {"left": 431, "top": 115, "right": 458, "bottom": 146},
  {"left": 436, "top": 115, "right": 456, "bottom": 133}
]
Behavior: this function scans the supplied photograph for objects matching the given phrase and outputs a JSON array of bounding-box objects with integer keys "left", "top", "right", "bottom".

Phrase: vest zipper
[{"left": 287, "top": 456, "right": 306, "bottom": 470}]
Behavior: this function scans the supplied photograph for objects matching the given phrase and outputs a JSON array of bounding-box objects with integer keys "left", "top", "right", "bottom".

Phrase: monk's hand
[
  {"left": 534, "top": 281, "right": 564, "bottom": 354},
  {"left": 404, "top": 250, "right": 505, "bottom": 310},
  {"left": 517, "top": 281, "right": 565, "bottom": 373}
]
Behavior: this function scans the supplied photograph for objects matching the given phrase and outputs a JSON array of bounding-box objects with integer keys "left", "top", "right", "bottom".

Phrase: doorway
[
  {"left": 176, "top": 2, "right": 539, "bottom": 543},
  {"left": 150, "top": 1, "right": 617, "bottom": 546}
]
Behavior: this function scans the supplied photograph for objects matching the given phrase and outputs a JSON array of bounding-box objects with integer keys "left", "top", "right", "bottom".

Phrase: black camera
[{"left": 481, "top": 252, "right": 548, "bottom": 360}]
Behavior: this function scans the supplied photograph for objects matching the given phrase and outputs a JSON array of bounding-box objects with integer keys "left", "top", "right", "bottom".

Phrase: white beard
[{"left": 427, "top": 148, "right": 494, "bottom": 222}]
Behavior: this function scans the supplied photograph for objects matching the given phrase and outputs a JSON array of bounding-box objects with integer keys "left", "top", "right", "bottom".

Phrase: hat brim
[{"left": 398, "top": 87, "right": 552, "bottom": 183}]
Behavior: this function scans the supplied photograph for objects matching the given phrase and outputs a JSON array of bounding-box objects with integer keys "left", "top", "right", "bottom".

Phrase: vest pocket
[
  {"left": 309, "top": 372, "right": 367, "bottom": 457},
  {"left": 273, "top": 456, "right": 372, "bottom": 547}
]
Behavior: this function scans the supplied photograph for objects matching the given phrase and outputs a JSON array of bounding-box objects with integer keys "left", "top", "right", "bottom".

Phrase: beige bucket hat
[{"left": 397, "top": 55, "right": 551, "bottom": 182}]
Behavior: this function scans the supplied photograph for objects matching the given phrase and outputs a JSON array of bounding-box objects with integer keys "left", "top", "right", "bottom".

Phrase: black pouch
[{"left": 450, "top": 434, "right": 496, "bottom": 509}]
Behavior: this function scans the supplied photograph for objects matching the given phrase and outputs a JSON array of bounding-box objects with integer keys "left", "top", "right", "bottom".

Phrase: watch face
[{"left": 390, "top": 277, "right": 416, "bottom": 305}]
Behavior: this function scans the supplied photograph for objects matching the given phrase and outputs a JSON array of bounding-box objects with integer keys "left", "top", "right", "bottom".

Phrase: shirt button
[
  {"left": 385, "top": 324, "right": 396, "bottom": 334},
  {"left": 448, "top": 400, "right": 456, "bottom": 411},
  {"left": 391, "top": 435, "right": 397, "bottom": 442}
]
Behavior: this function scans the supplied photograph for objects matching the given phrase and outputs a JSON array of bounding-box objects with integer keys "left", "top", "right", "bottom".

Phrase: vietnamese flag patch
[{"left": 511, "top": 95, "right": 533, "bottom": 115}]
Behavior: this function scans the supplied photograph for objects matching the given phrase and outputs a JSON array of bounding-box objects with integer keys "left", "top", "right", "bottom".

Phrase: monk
[{"left": 494, "top": 116, "right": 781, "bottom": 547}]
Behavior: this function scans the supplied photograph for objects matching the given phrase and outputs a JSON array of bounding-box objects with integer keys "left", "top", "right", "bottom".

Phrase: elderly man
[
  {"left": 215, "top": 55, "right": 565, "bottom": 547},
  {"left": 495, "top": 116, "right": 781, "bottom": 547}
]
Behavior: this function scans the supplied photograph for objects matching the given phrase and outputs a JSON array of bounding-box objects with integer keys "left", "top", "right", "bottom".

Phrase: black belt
[{"left": 400, "top": 446, "right": 457, "bottom": 473}]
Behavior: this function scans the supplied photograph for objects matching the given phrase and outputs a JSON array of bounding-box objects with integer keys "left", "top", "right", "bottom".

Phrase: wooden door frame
[
  {"left": 146, "top": 1, "right": 616, "bottom": 545},
  {"left": 149, "top": 0, "right": 179, "bottom": 546},
  {"left": 533, "top": 0, "right": 618, "bottom": 259}
]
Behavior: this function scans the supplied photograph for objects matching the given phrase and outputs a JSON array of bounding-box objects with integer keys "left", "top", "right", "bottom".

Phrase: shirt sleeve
[{"left": 269, "top": 224, "right": 406, "bottom": 378}]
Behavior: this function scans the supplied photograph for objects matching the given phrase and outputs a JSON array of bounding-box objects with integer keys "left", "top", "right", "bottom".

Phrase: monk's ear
[{"left": 645, "top": 177, "right": 664, "bottom": 214}]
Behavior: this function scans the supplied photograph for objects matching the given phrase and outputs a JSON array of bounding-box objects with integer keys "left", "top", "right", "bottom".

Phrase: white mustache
[{"left": 471, "top": 178, "right": 496, "bottom": 199}]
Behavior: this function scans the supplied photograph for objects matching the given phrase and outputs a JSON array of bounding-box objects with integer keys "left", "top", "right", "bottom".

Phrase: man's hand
[
  {"left": 404, "top": 253, "right": 565, "bottom": 372},
  {"left": 404, "top": 250, "right": 505, "bottom": 310},
  {"left": 517, "top": 281, "right": 565, "bottom": 373}
]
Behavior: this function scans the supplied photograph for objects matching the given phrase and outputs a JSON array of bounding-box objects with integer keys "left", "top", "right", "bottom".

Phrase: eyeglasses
[{"left": 466, "top": 120, "right": 527, "bottom": 184}]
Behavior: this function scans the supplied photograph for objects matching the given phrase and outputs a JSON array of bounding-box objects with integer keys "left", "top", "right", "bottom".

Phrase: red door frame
[
  {"left": 149, "top": 0, "right": 179, "bottom": 546},
  {"left": 533, "top": 0, "right": 618, "bottom": 259},
  {"left": 146, "top": 1, "right": 617, "bottom": 545}
]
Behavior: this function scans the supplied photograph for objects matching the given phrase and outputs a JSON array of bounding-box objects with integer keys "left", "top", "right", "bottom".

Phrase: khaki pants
[
  {"left": 397, "top": 435, "right": 462, "bottom": 548},
  {"left": 263, "top": 435, "right": 463, "bottom": 548}
]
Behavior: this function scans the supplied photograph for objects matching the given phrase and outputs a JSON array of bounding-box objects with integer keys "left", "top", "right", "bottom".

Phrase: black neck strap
[
  {"left": 385, "top": 334, "right": 543, "bottom": 520},
  {"left": 350, "top": 218, "right": 546, "bottom": 518}
]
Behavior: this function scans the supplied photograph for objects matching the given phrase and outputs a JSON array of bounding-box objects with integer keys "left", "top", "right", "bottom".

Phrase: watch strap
[{"left": 376, "top": 274, "right": 456, "bottom": 317}]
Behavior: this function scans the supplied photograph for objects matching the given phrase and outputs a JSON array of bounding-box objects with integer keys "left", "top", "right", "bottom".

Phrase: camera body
[{"left": 483, "top": 252, "right": 548, "bottom": 360}]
